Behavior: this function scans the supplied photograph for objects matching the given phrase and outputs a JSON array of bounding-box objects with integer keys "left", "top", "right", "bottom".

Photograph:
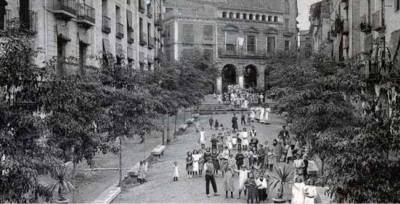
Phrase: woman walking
[{"left": 223, "top": 166, "right": 235, "bottom": 199}]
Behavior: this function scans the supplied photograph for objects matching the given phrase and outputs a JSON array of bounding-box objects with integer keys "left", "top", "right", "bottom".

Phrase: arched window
[
  {"left": 274, "top": 16, "right": 278, "bottom": 22},
  {"left": 243, "top": 13, "right": 247, "bottom": 19},
  {"left": 222, "top": 11, "right": 227, "bottom": 18},
  {"left": 255, "top": 14, "right": 260, "bottom": 21},
  {"left": 229, "top": 12, "right": 234, "bottom": 18},
  {"left": 268, "top": 16, "right": 272, "bottom": 21},
  {"left": 262, "top": 15, "right": 266, "bottom": 21},
  {"left": 249, "top": 14, "right": 253, "bottom": 20},
  {"left": 236, "top": 13, "right": 241, "bottom": 19}
]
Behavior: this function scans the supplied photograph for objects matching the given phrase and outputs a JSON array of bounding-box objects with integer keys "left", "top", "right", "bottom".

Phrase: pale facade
[
  {"left": 1, "top": 0, "right": 162, "bottom": 74},
  {"left": 163, "top": 0, "right": 299, "bottom": 93}
]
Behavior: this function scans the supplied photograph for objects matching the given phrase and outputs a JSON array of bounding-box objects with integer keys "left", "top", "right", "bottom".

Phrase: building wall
[{"left": 3, "top": 0, "right": 162, "bottom": 73}]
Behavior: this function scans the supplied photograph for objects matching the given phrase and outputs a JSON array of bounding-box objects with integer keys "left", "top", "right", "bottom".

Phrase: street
[{"left": 113, "top": 112, "right": 287, "bottom": 203}]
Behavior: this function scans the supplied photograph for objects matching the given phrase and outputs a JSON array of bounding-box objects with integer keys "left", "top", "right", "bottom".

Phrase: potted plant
[
  {"left": 47, "top": 164, "right": 74, "bottom": 203},
  {"left": 271, "top": 165, "right": 293, "bottom": 203}
]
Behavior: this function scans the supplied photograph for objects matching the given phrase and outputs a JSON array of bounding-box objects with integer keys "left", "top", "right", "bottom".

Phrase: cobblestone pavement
[{"left": 113, "top": 112, "right": 289, "bottom": 203}]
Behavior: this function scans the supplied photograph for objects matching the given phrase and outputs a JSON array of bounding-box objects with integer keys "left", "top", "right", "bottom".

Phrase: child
[
  {"left": 215, "top": 119, "right": 219, "bottom": 130},
  {"left": 236, "top": 165, "right": 250, "bottom": 199},
  {"left": 211, "top": 149, "right": 220, "bottom": 175},
  {"left": 286, "top": 143, "right": 294, "bottom": 163},
  {"left": 211, "top": 134, "right": 219, "bottom": 151},
  {"left": 223, "top": 166, "right": 235, "bottom": 199},
  {"left": 138, "top": 161, "right": 146, "bottom": 184},
  {"left": 186, "top": 151, "right": 193, "bottom": 178},
  {"left": 192, "top": 150, "right": 202, "bottom": 176},
  {"left": 209, "top": 116, "right": 214, "bottom": 130},
  {"left": 245, "top": 173, "right": 258, "bottom": 203},
  {"left": 241, "top": 128, "right": 249, "bottom": 151},
  {"left": 241, "top": 113, "right": 246, "bottom": 126},
  {"left": 173, "top": 161, "right": 179, "bottom": 181}
]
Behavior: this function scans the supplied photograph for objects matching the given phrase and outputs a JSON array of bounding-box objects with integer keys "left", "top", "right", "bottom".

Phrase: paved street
[{"left": 113, "top": 112, "right": 288, "bottom": 203}]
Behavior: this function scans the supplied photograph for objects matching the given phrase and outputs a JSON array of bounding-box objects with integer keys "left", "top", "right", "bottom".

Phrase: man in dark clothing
[
  {"left": 249, "top": 137, "right": 259, "bottom": 152},
  {"left": 209, "top": 116, "right": 214, "bottom": 130},
  {"left": 235, "top": 149, "right": 244, "bottom": 170},
  {"left": 211, "top": 134, "right": 219, "bottom": 151},
  {"left": 303, "top": 154, "right": 308, "bottom": 180},
  {"left": 257, "top": 144, "right": 266, "bottom": 167},
  {"left": 278, "top": 125, "right": 290, "bottom": 144},
  {"left": 204, "top": 147, "right": 212, "bottom": 162},
  {"left": 232, "top": 114, "right": 238, "bottom": 131},
  {"left": 241, "top": 113, "right": 246, "bottom": 126},
  {"left": 205, "top": 159, "right": 219, "bottom": 197}
]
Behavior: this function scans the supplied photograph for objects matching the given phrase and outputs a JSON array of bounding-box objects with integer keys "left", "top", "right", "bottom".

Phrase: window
[
  {"left": 79, "top": 42, "right": 87, "bottom": 75},
  {"left": 222, "top": 12, "right": 227, "bottom": 18},
  {"left": 19, "top": 0, "right": 30, "bottom": 30},
  {"left": 236, "top": 13, "right": 241, "bottom": 19},
  {"left": 255, "top": 14, "right": 260, "bottom": 21},
  {"left": 285, "top": 40, "right": 290, "bottom": 51},
  {"left": 267, "top": 36, "right": 275, "bottom": 53},
  {"left": 262, "top": 15, "right": 266, "bottom": 21},
  {"left": 148, "top": 23, "right": 151, "bottom": 45},
  {"left": 285, "top": 19, "right": 289, "bottom": 31},
  {"left": 243, "top": 13, "right": 247, "bottom": 19},
  {"left": 102, "top": 0, "right": 108, "bottom": 16},
  {"left": 225, "top": 32, "right": 237, "bottom": 54},
  {"left": 274, "top": 16, "right": 278, "bottom": 22},
  {"left": 247, "top": 35, "right": 256, "bottom": 54},
  {"left": 229, "top": 12, "right": 234, "bottom": 18},
  {"left": 249, "top": 14, "right": 253, "bottom": 20},
  {"left": 203, "top": 25, "right": 213, "bottom": 41},
  {"left": 396, "top": 0, "right": 400, "bottom": 11},
  {"left": 182, "top": 24, "right": 194, "bottom": 43},
  {"left": 268, "top": 16, "right": 272, "bottom": 21},
  {"left": 116, "top": 6, "right": 121, "bottom": 22}
]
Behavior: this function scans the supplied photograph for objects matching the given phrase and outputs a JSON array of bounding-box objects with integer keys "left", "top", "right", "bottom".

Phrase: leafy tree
[{"left": 0, "top": 30, "right": 55, "bottom": 202}]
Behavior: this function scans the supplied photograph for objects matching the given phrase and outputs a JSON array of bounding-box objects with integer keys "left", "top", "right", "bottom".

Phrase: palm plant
[
  {"left": 271, "top": 165, "right": 293, "bottom": 201},
  {"left": 47, "top": 164, "right": 74, "bottom": 202}
]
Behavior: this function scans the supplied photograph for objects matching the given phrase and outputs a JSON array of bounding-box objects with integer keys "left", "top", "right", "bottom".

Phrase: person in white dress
[
  {"left": 259, "top": 107, "right": 265, "bottom": 122},
  {"left": 226, "top": 134, "right": 233, "bottom": 150},
  {"left": 304, "top": 179, "right": 318, "bottom": 204},
  {"left": 173, "top": 161, "right": 179, "bottom": 181},
  {"left": 192, "top": 150, "right": 202, "bottom": 176},
  {"left": 241, "top": 128, "right": 249, "bottom": 151},
  {"left": 199, "top": 127, "right": 206, "bottom": 147},
  {"left": 235, "top": 165, "right": 250, "bottom": 199},
  {"left": 292, "top": 177, "right": 306, "bottom": 204}
]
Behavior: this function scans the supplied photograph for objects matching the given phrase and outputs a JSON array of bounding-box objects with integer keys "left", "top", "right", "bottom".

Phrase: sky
[{"left": 297, "top": 0, "right": 321, "bottom": 31}]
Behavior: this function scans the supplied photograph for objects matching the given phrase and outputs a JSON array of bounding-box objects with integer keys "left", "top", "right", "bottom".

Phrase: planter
[{"left": 272, "top": 198, "right": 287, "bottom": 203}]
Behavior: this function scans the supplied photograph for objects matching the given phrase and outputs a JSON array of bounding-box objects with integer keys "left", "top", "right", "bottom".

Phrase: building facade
[
  {"left": 309, "top": 0, "right": 332, "bottom": 56},
  {"left": 0, "top": 0, "right": 163, "bottom": 74},
  {"left": 163, "top": 0, "right": 299, "bottom": 93}
]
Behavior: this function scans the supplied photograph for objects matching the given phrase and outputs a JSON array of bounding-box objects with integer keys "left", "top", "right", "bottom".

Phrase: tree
[{"left": 0, "top": 29, "right": 55, "bottom": 202}]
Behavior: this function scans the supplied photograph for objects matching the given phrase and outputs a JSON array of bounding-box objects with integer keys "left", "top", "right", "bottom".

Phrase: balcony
[
  {"left": 218, "top": 47, "right": 267, "bottom": 59},
  {"left": 148, "top": 37, "right": 155, "bottom": 49},
  {"left": 116, "top": 22, "right": 124, "bottom": 39},
  {"left": 372, "top": 10, "right": 385, "bottom": 31},
  {"left": 342, "top": 19, "right": 349, "bottom": 34},
  {"left": 52, "top": 0, "right": 78, "bottom": 20},
  {"left": 360, "top": 14, "right": 372, "bottom": 33},
  {"left": 102, "top": 16, "right": 111, "bottom": 34},
  {"left": 77, "top": 3, "right": 95, "bottom": 28},
  {"left": 140, "top": 33, "right": 147, "bottom": 46},
  {"left": 7, "top": 10, "right": 38, "bottom": 34}
]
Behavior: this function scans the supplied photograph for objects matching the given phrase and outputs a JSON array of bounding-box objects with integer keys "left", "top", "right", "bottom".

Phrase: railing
[
  {"left": 218, "top": 47, "right": 267, "bottom": 59},
  {"left": 372, "top": 10, "right": 385, "bottom": 31},
  {"left": 53, "top": 0, "right": 78, "bottom": 16},
  {"left": 78, "top": 3, "right": 95, "bottom": 24},
  {"left": 102, "top": 16, "right": 111, "bottom": 34},
  {"left": 6, "top": 10, "right": 38, "bottom": 34},
  {"left": 116, "top": 22, "right": 124, "bottom": 39}
]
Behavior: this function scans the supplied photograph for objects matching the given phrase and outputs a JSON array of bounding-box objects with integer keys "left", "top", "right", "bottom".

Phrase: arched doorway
[
  {"left": 244, "top": 65, "right": 258, "bottom": 89},
  {"left": 222, "top": 64, "right": 237, "bottom": 92}
]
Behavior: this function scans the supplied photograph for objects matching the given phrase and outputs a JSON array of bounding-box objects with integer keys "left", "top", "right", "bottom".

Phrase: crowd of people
[
  {"left": 216, "top": 85, "right": 265, "bottom": 109},
  {"left": 171, "top": 112, "right": 316, "bottom": 203}
]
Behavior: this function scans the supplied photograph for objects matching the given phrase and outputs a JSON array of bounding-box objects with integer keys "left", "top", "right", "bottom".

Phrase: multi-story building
[
  {"left": 0, "top": 0, "right": 163, "bottom": 74},
  {"left": 309, "top": 0, "right": 332, "bottom": 56},
  {"left": 299, "top": 30, "right": 312, "bottom": 57},
  {"left": 163, "top": 0, "right": 299, "bottom": 93}
]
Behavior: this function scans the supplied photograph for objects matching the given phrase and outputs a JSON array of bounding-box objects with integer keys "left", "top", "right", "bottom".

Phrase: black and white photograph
[{"left": 0, "top": 0, "right": 400, "bottom": 203}]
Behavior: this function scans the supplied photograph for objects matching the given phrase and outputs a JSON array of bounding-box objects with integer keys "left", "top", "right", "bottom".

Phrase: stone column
[{"left": 216, "top": 76, "right": 222, "bottom": 94}]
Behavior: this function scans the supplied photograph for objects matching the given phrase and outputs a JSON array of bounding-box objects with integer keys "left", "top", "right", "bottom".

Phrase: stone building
[
  {"left": 0, "top": 0, "right": 163, "bottom": 73},
  {"left": 299, "top": 30, "right": 312, "bottom": 58},
  {"left": 163, "top": 0, "right": 299, "bottom": 93},
  {"left": 309, "top": 0, "right": 332, "bottom": 56}
]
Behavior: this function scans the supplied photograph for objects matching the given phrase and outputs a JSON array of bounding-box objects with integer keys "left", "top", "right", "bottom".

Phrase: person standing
[
  {"left": 204, "top": 158, "right": 220, "bottom": 197},
  {"left": 223, "top": 166, "right": 235, "bottom": 199},
  {"left": 241, "top": 113, "right": 246, "bottom": 126},
  {"left": 173, "top": 161, "right": 179, "bottom": 181},
  {"left": 209, "top": 116, "right": 214, "bottom": 130},
  {"left": 245, "top": 173, "right": 258, "bottom": 203},
  {"left": 236, "top": 165, "right": 250, "bottom": 199},
  {"left": 211, "top": 149, "right": 220, "bottom": 176},
  {"left": 256, "top": 175, "right": 268, "bottom": 202},
  {"left": 232, "top": 114, "right": 238, "bottom": 131},
  {"left": 186, "top": 151, "right": 193, "bottom": 178},
  {"left": 235, "top": 149, "right": 244, "bottom": 170},
  {"left": 192, "top": 150, "right": 202, "bottom": 176},
  {"left": 199, "top": 127, "right": 206, "bottom": 148},
  {"left": 257, "top": 144, "right": 266, "bottom": 168},
  {"left": 211, "top": 134, "right": 219, "bottom": 151},
  {"left": 215, "top": 119, "right": 220, "bottom": 130},
  {"left": 278, "top": 125, "right": 290, "bottom": 144}
]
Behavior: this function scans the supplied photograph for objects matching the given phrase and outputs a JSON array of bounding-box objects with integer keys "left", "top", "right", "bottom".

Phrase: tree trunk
[
  {"left": 167, "top": 115, "right": 170, "bottom": 144},
  {"left": 118, "top": 136, "right": 122, "bottom": 186},
  {"left": 174, "top": 111, "right": 178, "bottom": 139},
  {"left": 162, "top": 115, "right": 165, "bottom": 145}
]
